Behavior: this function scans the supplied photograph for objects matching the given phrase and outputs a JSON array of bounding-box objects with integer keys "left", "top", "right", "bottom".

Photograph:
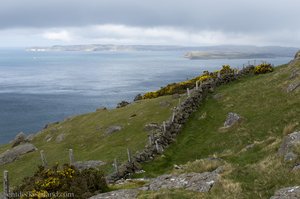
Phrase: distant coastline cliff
[{"left": 26, "top": 44, "right": 298, "bottom": 59}]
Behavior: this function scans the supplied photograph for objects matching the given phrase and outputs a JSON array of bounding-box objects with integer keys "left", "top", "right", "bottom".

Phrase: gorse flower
[{"left": 15, "top": 164, "right": 108, "bottom": 199}]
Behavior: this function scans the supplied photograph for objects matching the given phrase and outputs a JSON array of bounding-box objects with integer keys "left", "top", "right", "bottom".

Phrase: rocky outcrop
[
  {"left": 145, "top": 167, "right": 222, "bottom": 192},
  {"left": 270, "top": 186, "right": 300, "bottom": 199},
  {"left": 89, "top": 189, "right": 139, "bottom": 199},
  {"left": 105, "top": 125, "right": 122, "bottom": 135},
  {"left": 294, "top": 51, "right": 300, "bottom": 60},
  {"left": 287, "top": 82, "right": 300, "bottom": 93},
  {"left": 11, "top": 132, "right": 27, "bottom": 147},
  {"left": 116, "top": 101, "right": 130, "bottom": 108},
  {"left": 223, "top": 112, "right": 241, "bottom": 128},
  {"left": 0, "top": 143, "right": 37, "bottom": 165},
  {"left": 278, "top": 131, "right": 300, "bottom": 162},
  {"left": 289, "top": 69, "right": 300, "bottom": 80},
  {"left": 26, "top": 134, "right": 36, "bottom": 142},
  {"left": 96, "top": 107, "right": 107, "bottom": 111},
  {"left": 55, "top": 133, "right": 66, "bottom": 143},
  {"left": 91, "top": 168, "right": 222, "bottom": 199},
  {"left": 73, "top": 160, "right": 106, "bottom": 170},
  {"left": 133, "top": 94, "right": 142, "bottom": 101}
]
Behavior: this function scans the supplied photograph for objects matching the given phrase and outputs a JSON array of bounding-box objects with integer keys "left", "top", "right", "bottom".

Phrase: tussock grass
[{"left": 282, "top": 122, "right": 299, "bottom": 135}]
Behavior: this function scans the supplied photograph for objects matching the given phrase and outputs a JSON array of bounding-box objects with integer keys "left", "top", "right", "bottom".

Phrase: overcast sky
[{"left": 1, "top": 0, "right": 300, "bottom": 47}]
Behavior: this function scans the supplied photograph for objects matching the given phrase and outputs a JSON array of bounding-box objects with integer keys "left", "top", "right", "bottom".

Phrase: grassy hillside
[
  {"left": 0, "top": 95, "right": 183, "bottom": 191},
  {"left": 136, "top": 61, "right": 300, "bottom": 198},
  {"left": 1, "top": 57, "right": 299, "bottom": 198}
]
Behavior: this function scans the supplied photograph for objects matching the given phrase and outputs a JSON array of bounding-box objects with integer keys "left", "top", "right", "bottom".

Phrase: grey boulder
[
  {"left": 223, "top": 112, "right": 241, "bottom": 128},
  {"left": 11, "top": 132, "right": 26, "bottom": 147},
  {"left": 278, "top": 131, "right": 300, "bottom": 162},
  {"left": 105, "top": 125, "right": 122, "bottom": 135},
  {"left": 0, "top": 143, "right": 37, "bottom": 165},
  {"left": 270, "top": 186, "right": 300, "bottom": 199}
]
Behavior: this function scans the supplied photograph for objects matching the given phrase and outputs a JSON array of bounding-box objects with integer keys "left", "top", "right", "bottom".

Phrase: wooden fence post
[
  {"left": 3, "top": 170, "right": 9, "bottom": 199},
  {"left": 69, "top": 149, "right": 74, "bottom": 165},
  {"left": 171, "top": 109, "right": 176, "bottom": 122},
  {"left": 163, "top": 121, "right": 166, "bottom": 133},
  {"left": 155, "top": 140, "right": 161, "bottom": 153},
  {"left": 40, "top": 150, "right": 47, "bottom": 167},
  {"left": 127, "top": 148, "right": 132, "bottom": 163},
  {"left": 114, "top": 158, "right": 119, "bottom": 174},
  {"left": 187, "top": 88, "right": 190, "bottom": 97},
  {"left": 148, "top": 135, "right": 153, "bottom": 145}
]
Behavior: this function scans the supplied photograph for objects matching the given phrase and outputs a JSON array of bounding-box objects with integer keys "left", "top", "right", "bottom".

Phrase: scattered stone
[
  {"left": 244, "top": 143, "right": 255, "bottom": 151},
  {"left": 287, "top": 82, "right": 300, "bottom": 93},
  {"left": 44, "top": 134, "right": 52, "bottom": 142},
  {"left": 96, "top": 107, "right": 107, "bottom": 111},
  {"left": 130, "top": 114, "right": 137, "bottom": 118},
  {"left": 105, "top": 125, "right": 122, "bottom": 135},
  {"left": 292, "top": 164, "right": 300, "bottom": 172},
  {"left": 55, "top": 133, "right": 66, "bottom": 143},
  {"left": 134, "top": 94, "right": 142, "bottom": 101},
  {"left": 270, "top": 186, "right": 300, "bottom": 199},
  {"left": 198, "top": 112, "right": 207, "bottom": 120},
  {"left": 73, "top": 160, "right": 106, "bottom": 170},
  {"left": 213, "top": 93, "right": 223, "bottom": 100},
  {"left": 144, "top": 168, "right": 222, "bottom": 192},
  {"left": 223, "top": 112, "right": 241, "bottom": 128},
  {"left": 135, "top": 170, "right": 145, "bottom": 174},
  {"left": 144, "top": 123, "right": 161, "bottom": 132},
  {"left": 173, "top": 164, "right": 182, "bottom": 169},
  {"left": 294, "top": 50, "right": 300, "bottom": 59},
  {"left": 26, "top": 134, "right": 35, "bottom": 142},
  {"left": 11, "top": 132, "right": 27, "bottom": 147},
  {"left": 116, "top": 101, "right": 130, "bottom": 108},
  {"left": 0, "top": 143, "right": 37, "bottom": 165},
  {"left": 278, "top": 131, "right": 300, "bottom": 161},
  {"left": 289, "top": 69, "right": 300, "bottom": 80},
  {"left": 43, "top": 121, "right": 59, "bottom": 129},
  {"left": 159, "top": 101, "right": 171, "bottom": 107},
  {"left": 89, "top": 189, "right": 139, "bottom": 199},
  {"left": 172, "top": 93, "right": 180, "bottom": 99},
  {"left": 284, "top": 152, "right": 298, "bottom": 162}
]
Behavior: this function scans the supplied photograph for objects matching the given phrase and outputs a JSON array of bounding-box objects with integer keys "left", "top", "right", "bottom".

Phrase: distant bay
[{"left": 0, "top": 48, "right": 293, "bottom": 144}]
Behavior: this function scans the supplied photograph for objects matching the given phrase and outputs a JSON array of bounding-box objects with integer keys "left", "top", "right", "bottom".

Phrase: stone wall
[{"left": 107, "top": 67, "right": 253, "bottom": 182}]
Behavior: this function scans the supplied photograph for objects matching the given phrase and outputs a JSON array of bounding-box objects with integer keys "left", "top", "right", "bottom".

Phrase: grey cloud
[{"left": 1, "top": 0, "right": 299, "bottom": 33}]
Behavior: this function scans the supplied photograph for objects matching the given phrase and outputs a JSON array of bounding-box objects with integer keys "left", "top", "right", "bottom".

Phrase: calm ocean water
[{"left": 0, "top": 49, "right": 292, "bottom": 144}]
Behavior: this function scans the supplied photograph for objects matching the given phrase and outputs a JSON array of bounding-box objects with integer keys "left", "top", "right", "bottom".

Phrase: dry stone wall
[{"left": 107, "top": 67, "right": 253, "bottom": 182}]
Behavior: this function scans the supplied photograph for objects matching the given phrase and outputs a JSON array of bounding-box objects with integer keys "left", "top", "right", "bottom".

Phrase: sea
[{"left": 0, "top": 48, "right": 293, "bottom": 144}]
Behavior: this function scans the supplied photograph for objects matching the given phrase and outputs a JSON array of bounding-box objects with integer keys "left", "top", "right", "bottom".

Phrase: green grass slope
[
  {"left": 0, "top": 95, "right": 183, "bottom": 191},
  {"left": 137, "top": 61, "right": 300, "bottom": 198}
]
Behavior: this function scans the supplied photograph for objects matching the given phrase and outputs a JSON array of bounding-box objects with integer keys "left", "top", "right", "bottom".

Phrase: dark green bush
[{"left": 14, "top": 164, "right": 108, "bottom": 199}]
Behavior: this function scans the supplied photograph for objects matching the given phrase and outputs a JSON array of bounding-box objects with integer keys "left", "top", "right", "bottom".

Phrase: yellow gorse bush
[
  {"left": 16, "top": 164, "right": 108, "bottom": 198},
  {"left": 142, "top": 65, "right": 235, "bottom": 99},
  {"left": 254, "top": 63, "right": 274, "bottom": 74}
]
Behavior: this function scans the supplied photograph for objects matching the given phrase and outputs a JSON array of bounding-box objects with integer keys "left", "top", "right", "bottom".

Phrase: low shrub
[
  {"left": 254, "top": 63, "right": 274, "bottom": 74},
  {"left": 142, "top": 65, "right": 235, "bottom": 99},
  {"left": 14, "top": 164, "right": 108, "bottom": 199}
]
